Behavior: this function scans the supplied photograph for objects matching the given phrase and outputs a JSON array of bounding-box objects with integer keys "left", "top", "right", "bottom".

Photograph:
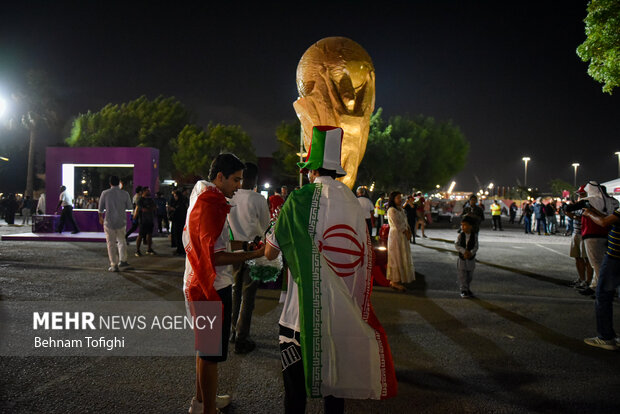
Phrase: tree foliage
[
  {"left": 271, "top": 121, "right": 302, "bottom": 185},
  {"left": 576, "top": 0, "right": 620, "bottom": 94},
  {"left": 173, "top": 123, "right": 256, "bottom": 178},
  {"left": 549, "top": 179, "right": 574, "bottom": 197},
  {"left": 356, "top": 109, "right": 469, "bottom": 192},
  {"left": 66, "top": 95, "right": 191, "bottom": 177}
]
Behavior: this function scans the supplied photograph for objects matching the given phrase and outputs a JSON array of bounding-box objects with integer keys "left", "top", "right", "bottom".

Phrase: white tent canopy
[{"left": 601, "top": 177, "right": 620, "bottom": 202}]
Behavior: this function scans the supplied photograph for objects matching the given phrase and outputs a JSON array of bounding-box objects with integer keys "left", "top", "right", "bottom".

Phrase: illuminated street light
[
  {"left": 0, "top": 156, "right": 9, "bottom": 162},
  {"left": 264, "top": 182, "right": 270, "bottom": 189},
  {"left": 447, "top": 181, "right": 456, "bottom": 194},
  {"left": 522, "top": 157, "right": 530, "bottom": 187},
  {"left": 615, "top": 152, "right": 620, "bottom": 178},
  {"left": 572, "top": 163, "right": 580, "bottom": 187}
]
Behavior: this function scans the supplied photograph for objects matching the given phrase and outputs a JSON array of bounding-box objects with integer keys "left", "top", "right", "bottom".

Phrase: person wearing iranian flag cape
[
  {"left": 182, "top": 153, "right": 265, "bottom": 414},
  {"left": 265, "top": 126, "right": 397, "bottom": 413}
]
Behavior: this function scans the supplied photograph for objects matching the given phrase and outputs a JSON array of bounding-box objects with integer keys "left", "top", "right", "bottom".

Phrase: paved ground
[{"left": 1, "top": 218, "right": 619, "bottom": 413}]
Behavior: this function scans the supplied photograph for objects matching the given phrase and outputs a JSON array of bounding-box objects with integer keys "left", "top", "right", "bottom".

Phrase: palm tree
[{"left": 9, "top": 70, "right": 58, "bottom": 197}]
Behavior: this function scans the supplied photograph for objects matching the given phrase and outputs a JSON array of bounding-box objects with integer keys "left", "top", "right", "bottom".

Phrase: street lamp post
[
  {"left": 572, "top": 163, "right": 580, "bottom": 187},
  {"left": 522, "top": 157, "right": 530, "bottom": 187},
  {"left": 615, "top": 152, "right": 620, "bottom": 178}
]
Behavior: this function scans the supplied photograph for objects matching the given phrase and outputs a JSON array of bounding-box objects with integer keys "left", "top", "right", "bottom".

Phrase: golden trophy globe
[{"left": 294, "top": 37, "right": 375, "bottom": 189}]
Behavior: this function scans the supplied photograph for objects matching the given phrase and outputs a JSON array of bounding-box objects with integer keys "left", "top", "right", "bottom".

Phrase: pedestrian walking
[
  {"left": 98, "top": 176, "right": 133, "bottom": 272},
  {"left": 56, "top": 185, "right": 80, "bottom": 234}
]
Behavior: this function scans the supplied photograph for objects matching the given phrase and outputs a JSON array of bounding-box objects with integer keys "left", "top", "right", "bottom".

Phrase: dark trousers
[
  {"left": 374, "top": 214, "right": 384, "bottom": 237},
  {"left": 365, "top": 218, "right": 372, "bottom": 237},
  {"left": 492, "top": 215, "right": 502, "bottom": 230},
  {"left": 595, "top": 255, "right": 619, "bottom": 340},
  {"left": 58, "top": 206, "right": 79, "bottom": 233},
  {"left": 125, "top": 219, "right": 138, "bottom": 240},
  {"left": 536, "top": 217, "right": 546, "bottom": 234},
  {"left": 407, "top": 219, "right": 416, "bottom": 243},
  {"left": 156, "top": 213, "right": 169, "bottom": 233},
  {"left": 171, "top": 220, "right": 184, "bottom": 253},
  {"left": 279, "top": 325, "right": 344, "bottom": 414},
  {"left": 231, "top": 261, "right": 259, "bottom": 342}
]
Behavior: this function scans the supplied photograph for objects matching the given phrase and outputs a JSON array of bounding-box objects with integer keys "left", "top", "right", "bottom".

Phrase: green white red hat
[{"left": 297, "top": 126, "right": 346, "bottom": 177}]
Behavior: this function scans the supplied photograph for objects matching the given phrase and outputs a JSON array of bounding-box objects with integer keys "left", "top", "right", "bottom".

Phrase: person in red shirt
[{"left": 268, "top": 187, "right": 286, "bottom": 219}]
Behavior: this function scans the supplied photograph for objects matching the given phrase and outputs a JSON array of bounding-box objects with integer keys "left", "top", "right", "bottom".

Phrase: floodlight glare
[
  {"left": 447, "top": 181, "right": 456, "bottom": 194},
  {"left": 0, "top": 96, "right": 6, "bottom": 117}
]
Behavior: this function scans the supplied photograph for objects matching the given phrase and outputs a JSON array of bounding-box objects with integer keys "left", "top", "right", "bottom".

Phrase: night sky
[{"left": 1, "top": 1, "right": 619, "bottom": 192}]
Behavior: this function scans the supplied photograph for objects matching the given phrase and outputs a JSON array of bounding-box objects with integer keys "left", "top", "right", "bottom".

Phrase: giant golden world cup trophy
[{"left": 294, "top": 37, "right": 375, "bottom": 189}]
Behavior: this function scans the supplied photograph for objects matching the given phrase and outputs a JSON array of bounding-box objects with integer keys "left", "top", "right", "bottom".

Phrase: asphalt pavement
[{"left": 1, "top": 218, "right": 619, "bottom": 413}]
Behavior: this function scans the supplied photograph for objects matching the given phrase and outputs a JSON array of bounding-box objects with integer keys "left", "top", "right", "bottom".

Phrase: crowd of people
[
  {"left": 0, "top": 193, "right": 38, "bottom": 225},
  {"left": 4, "top": 146, "right": 619, "bottom": 413}
]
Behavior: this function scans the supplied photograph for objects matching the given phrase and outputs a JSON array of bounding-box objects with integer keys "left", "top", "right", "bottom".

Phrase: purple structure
[{"left": 42, "top": 147, "right": 159, "bottom": 232}]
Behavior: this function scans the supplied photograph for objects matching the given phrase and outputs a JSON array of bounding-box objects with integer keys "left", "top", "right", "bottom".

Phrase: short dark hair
[
  {"left": 242, "top": 162, "right": 259, "bottom": 187},
  {"left": 208, "top": 153, "right": 245, "bottom": 181},
  {"left": 135, "top": 186, "right": 143, "bottom": 193},
  {"left": 316, "top": 168, "right": 338, "bottom": 179},
  {"left": 462, "top": 215, "right": 477, "bottom": 226},
  {"left": 60, "top": 185, "right": 66, "bottom": 191},
  {"left": 110, "top": 176, "right": 120, "bottom": 186}
]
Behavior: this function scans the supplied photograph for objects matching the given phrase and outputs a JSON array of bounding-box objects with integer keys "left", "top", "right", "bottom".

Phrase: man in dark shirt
[
  {"left": 154, "top": 191, "right": 169, "bottom": 234},
  {"left": 461, "top": 195, "right": 484, "bottom": 233},
  {"left": 168, "top": 190, "right": 188, "bottom": 256},
  {"left": 134, "top": 186, "right": 156, "bottom": 256}
]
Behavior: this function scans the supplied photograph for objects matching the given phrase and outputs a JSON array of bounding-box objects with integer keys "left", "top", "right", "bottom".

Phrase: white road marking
[{"left": 535, "top": 243, "right": 571, "bottom": 258}]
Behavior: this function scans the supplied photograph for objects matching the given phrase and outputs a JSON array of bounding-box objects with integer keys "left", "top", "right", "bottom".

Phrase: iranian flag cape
[
  {"left": 183, "top": 181, "right": 230, "bottom": 303},
  {"left": 274, "top": 177, "right": 397, "bottom": 400}
]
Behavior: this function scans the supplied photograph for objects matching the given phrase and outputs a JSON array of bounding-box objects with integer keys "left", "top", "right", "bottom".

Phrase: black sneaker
[
  {"left": 234, "top": 339, "right": 256, "bottom": 354},
  {"left": 135, "top": 250, "right": 142, "bottom": 257},
  {"left": 146, "top": 249, "right": 156, "bottom": 255},
  {"left": 460, "top": 291, "right": 470, "bottom": 298},
  {"left": 467, "top": 289, "right": 474, "bottom": 297},
  {"left": 579, "top": 287, "right": 595, "bottom": 296}
]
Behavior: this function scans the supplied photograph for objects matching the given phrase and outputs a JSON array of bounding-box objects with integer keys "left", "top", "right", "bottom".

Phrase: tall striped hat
[{"left": 297, "top": 126, "right": 346, "bottom": 177}]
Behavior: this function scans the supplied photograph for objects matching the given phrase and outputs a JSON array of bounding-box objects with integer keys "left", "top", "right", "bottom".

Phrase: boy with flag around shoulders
[{"left": 183, "top": 153, "right": 265, "bottom": 414}]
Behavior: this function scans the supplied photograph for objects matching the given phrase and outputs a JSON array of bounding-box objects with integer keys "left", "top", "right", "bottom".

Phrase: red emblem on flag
[{"left": 318, "top": 224, "right": 365, "bottom": 277}]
